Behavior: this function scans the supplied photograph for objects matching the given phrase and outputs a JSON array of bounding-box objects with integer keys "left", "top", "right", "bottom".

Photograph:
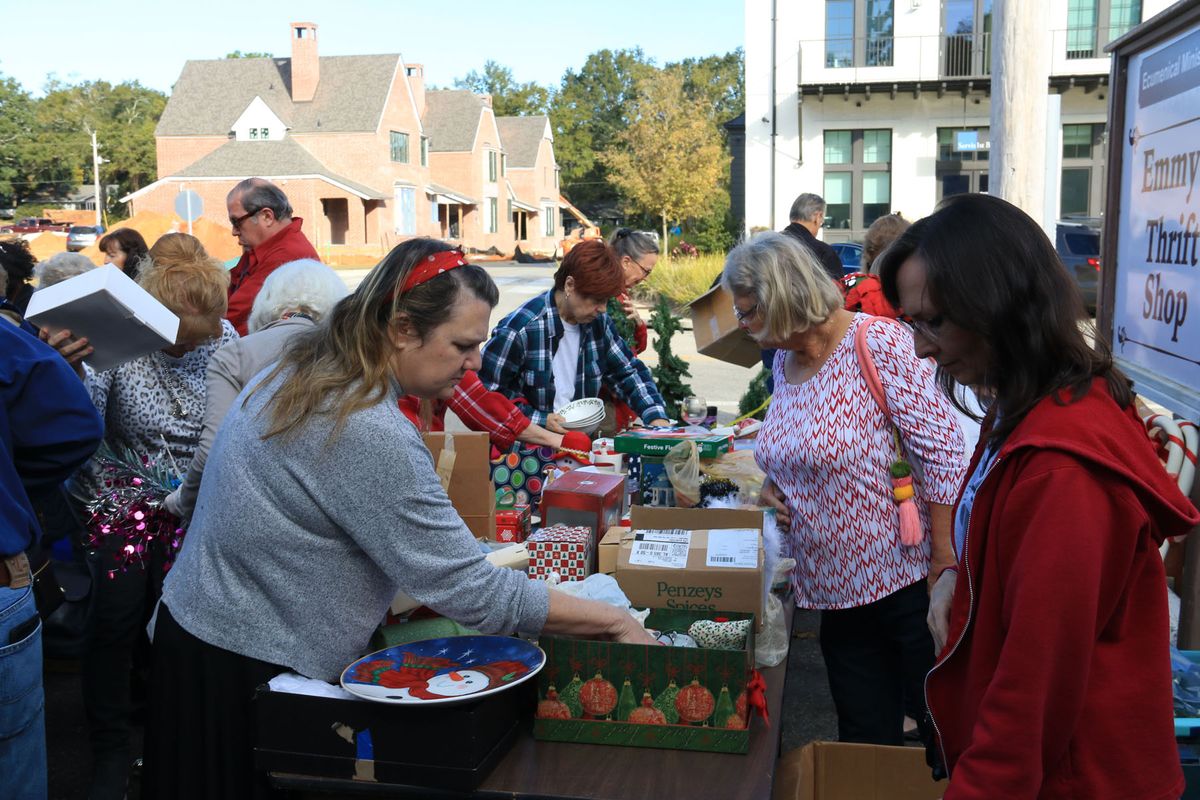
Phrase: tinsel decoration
[
  {"left": 559, "top": 673, "right": 584, "bottom": 718},
  {"left": 654, "top": 679, "right": 681, "bottom": 724},
  {"left": 628, "top": 692, "right": 667, "bottom": 725},
  {"left": 616, "top": 679, "right": 637, "bottom": 721},
  {"left": 536, "top": 686, "right": 572, "bottom": 720},
  {"left": 85, "top": 443, "right": 183, "bottom": 577}
]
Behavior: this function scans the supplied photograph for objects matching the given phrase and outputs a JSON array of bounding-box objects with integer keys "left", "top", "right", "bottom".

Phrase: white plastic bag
[{"left": 755, "top": 556, "right": 796, "bottom": 668}]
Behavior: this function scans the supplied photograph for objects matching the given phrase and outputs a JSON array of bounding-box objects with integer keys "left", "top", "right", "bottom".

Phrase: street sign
[{"left": 174, "top": 190, "right": 203, "bottom": 223}]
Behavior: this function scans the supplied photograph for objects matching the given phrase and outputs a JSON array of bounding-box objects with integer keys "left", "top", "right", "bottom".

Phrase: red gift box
[
  {"left": 540, "top": 470, "right": 626, "bottom": 544},
  {"left": 526, "top": 525, "right": 594, "bottom": 581},
  {"left": 495, "top": 504, "right": 532, "bottom": 544}
]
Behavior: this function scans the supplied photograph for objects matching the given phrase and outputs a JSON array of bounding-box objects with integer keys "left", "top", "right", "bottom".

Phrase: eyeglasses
[
  {"left": 733, "top": 303, "right": 759, "bottom": 323},
  {"left": 229, "top": 208, "right": 262, "bottom": 230},
  {"left": 630, "top": 258, "right": 653, "bottom": 278},
  {"left": 909, "top": 314, "right": 946, "bottom": 341}
]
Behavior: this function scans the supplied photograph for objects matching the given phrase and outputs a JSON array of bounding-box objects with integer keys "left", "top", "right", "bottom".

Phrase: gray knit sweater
[{"left": 162, "top": 369, "right": 549, "bottom": 681}]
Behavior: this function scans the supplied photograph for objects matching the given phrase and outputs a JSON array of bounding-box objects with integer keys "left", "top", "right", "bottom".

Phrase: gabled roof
[
  {"left": 495, "top": 116, "right": 549, "bottom": 168},
  {"left": 153, "top": 139, "right": 388, "bottom": 200},
  {"left": 422, "top": 90, "right": 488, "bottom": 152},
  {"left": 156, "top": 54, "right": 401, "bottom": 136}
]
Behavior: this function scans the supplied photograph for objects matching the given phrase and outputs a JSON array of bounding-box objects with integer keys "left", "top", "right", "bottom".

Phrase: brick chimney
[
  {"left": 405, "top": 63, "right": 425, "bottom": 118},
  {"left": 290, "top": 22, "right": 319, "bottom": 103}
]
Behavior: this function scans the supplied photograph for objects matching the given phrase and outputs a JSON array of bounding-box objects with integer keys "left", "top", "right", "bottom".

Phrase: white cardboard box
[{"left": 25, "top": 265, "right": 179, "bottom": 372}]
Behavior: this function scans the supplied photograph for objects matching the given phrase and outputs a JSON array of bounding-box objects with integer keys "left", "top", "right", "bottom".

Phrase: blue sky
[{"left": 0, "top": 0, "right": 744, "bottom": 96}]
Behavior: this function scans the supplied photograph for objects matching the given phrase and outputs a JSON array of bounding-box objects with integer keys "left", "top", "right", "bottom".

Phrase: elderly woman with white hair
[
  {"left": 725, "top": 231, "right": 965, "bottom": 748},
  {"left": 35, "top": 251, "right": 97, "bottom": 289},
  {"left": 163, "top": 258, "right": 347, "bottom": 520}
]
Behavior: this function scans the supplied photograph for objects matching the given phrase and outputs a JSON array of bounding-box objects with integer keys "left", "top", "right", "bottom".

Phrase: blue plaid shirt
[{"left": 480, "top": 290, "right": 668, "bottom": 426}]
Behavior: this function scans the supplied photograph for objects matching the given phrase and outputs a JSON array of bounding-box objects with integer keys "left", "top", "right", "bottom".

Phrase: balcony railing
[{"left": 1064, "top": 24, "right": 1137, "bottom": 59}]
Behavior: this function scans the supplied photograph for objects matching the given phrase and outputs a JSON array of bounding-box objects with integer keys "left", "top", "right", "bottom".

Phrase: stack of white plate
[{"left": 556, "top": 398, "right": 605, "bottom": 435}]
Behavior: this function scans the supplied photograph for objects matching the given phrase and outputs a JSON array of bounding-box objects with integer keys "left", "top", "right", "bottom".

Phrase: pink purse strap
[{"left": 854, "top": 316, "right": 900, "bottom": 420}]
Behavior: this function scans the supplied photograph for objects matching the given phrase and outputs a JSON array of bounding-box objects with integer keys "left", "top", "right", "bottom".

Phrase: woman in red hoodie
[{"left": 877, "top": 193, "right": 1200, "bottom": 800}]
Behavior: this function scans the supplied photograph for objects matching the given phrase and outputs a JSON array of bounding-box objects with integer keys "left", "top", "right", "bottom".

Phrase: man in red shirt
[{"left": 225, "top": 178, "right": 320, "bottom": 335}]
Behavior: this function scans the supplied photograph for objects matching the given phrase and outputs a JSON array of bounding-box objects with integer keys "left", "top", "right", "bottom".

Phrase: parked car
[
  {"left": 830, "top": 241, "right": 863, "bottom": 274},
  {"left": 1055, "top": 220, "right": 1101, "bottom": 313},
  {"left": 0, "top": 217, "right": 71, "bottom": 234},
  {"left": 67, "top": 225, "right": 103, "bottom": 252}
]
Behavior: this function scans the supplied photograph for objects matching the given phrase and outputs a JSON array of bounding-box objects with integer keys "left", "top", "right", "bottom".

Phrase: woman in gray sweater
[{"left": 143, "top": 238, "right": 653, "bottom": 797}]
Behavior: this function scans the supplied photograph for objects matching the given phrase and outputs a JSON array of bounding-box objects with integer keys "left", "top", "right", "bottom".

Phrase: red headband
[{"left": 403, "top": 249, "right": 468, "bottom": 292}]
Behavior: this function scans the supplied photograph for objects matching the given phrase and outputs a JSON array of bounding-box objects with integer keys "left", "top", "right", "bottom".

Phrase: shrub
[{"left": 630, "top": 252, "right": 725, "bottom": 309}]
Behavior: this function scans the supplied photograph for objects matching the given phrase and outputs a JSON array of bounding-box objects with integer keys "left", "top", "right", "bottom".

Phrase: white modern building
[{"left": 744, "top": 0, "right": 1173, "bottom": 241}]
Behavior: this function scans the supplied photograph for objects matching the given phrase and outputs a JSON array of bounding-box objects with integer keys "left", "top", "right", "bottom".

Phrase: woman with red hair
[{"left": 480, "top": 239, "right": 670, "bottom": 429}]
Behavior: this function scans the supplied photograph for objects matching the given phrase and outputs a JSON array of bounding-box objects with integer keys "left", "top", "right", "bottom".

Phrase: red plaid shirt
[{"left": 397, "top": 370, "right": 530, "bottom": 451}]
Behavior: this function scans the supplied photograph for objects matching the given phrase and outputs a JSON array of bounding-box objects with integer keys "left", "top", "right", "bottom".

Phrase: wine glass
[{"left": 681, "top": 396, "right": 707, "bottom": 428}]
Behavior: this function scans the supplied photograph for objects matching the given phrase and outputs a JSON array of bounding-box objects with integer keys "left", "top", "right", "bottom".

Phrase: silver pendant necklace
[{"left": 153, "top": 353, "right": 190, "bottom": 419}]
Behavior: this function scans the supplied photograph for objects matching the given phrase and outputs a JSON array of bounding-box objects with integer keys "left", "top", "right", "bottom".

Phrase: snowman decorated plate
[{"left": 340, "top": 635, "right": 546, "bottom": 706}]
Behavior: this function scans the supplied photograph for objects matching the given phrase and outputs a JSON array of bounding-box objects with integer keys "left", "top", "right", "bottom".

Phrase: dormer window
[{"left": 250, "top": 128, "right": 259, "bottom": 140}]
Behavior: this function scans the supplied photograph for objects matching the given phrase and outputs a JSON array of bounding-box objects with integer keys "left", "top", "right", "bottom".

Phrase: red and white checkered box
[{"left": 526, "top": 525, "right": 594, "bottom": 581}]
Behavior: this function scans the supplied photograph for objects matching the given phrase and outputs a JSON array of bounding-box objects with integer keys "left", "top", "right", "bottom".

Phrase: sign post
[
  {"left": 1101, "top": 0, "right": 1200, "bottom": 645},
  {"left": 174, "top": 188, "right": 203, "bottom": 237}
]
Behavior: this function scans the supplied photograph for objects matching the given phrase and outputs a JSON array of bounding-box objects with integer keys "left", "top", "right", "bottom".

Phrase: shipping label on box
[
  {"left": 614, "top": 429, "right": 733, "bottom": 459},
  {"left": 615, "top": 507, "right": 766, "bottom": 628},
  {"left": 688, "top": 284, "right": 763, "bottom": 368},
  {"left": 526, "top": 525, "right": 594, "bottom": 580}
]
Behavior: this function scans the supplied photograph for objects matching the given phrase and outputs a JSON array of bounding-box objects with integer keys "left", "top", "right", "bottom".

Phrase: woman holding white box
[{"left": 43, "top": 232, "right": 237, "bottom": 799}]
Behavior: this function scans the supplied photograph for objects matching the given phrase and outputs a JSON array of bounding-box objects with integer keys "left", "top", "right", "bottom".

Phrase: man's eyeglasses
[
  {"left": 229, "top": 208, "right": 262, "bottom": 230},
  {"left": 909, "top": 314, "right": 946, "bottom": 341},
  {"left": 733, "top": 303, "right": 759, "bottom": 323}
]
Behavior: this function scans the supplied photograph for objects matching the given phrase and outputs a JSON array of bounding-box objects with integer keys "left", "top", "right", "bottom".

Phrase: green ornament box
[
  {"left": 534, "top": 608, "right": 756, "bottom": 754},
  {"left": 613, "top": 429, "right": 733, "bottom": 459}
]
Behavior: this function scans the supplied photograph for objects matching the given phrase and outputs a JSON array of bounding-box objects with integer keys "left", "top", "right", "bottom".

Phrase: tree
[
  {"left": 665, "top": 49, "right": 744, "bottom": 127},
  {"left": 0, "top": 74, "right": 42, "bottom": 205},
  {"left": 600, "top": 70, "right": 730, "bottom": 249},
  {"left": 549, "top": 48, "right": 651, "bottom": 205},
  {"left": 453, "top": 61, "right": 550, "bottom": 116},
  {"left": 225, "top": 51, "right": 273, "bottom": 59},
  {"left": 648, "top": 294, "right": 692, "bottom": 420}
]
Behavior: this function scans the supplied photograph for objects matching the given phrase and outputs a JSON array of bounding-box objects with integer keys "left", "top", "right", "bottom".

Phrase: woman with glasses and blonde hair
[
  {"left": 40, "top": 231, "right": 237, "bottom": 798},
  {"left": 144, "top": 238, "right": 656, "bottom": 797},
  {"left": 724, "top": 231, "right": 964, "bottom": 750}
]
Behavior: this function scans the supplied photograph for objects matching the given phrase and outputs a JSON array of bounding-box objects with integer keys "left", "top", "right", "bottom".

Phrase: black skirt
[{"left": 141, "top": 602, "right": 285, "bottom": 799}]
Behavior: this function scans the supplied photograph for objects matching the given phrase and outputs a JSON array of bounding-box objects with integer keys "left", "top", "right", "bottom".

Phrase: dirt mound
[
  {"left": 27, "top": 232, "right": 67, "bottom": 260},
  {"left": 78, "top": 211, "right": 242, "bottom": 265}
]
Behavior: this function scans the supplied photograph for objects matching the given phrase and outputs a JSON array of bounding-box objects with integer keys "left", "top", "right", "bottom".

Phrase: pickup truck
[{"left": 0, "top": 217, "right": 72, "bottom": 234}]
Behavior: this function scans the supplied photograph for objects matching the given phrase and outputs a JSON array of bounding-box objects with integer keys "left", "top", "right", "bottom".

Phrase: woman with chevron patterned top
[{"left": 723, "top": 231, "right": 965, "bottom": 752}]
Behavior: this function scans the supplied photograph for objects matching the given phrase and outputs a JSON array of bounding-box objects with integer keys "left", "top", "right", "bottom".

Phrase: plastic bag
[
  {"left": 700, "top": 450, "right": 767, "bottom": 505},
  {"left": 665, "top": 440, "right": 701, "bottom": 507},
  {"left": 755, "top": 556, "right": 796, "bottom": 668}
]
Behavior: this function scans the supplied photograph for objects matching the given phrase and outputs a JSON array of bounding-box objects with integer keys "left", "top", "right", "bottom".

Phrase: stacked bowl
[{"left": 556, "top": 398, "right": 605, "bottom": 435}]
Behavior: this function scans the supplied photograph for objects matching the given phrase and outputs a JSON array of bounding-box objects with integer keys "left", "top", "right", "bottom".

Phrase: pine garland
[{"left": 648, "top": 294, "right": 693, "bottom": 420}]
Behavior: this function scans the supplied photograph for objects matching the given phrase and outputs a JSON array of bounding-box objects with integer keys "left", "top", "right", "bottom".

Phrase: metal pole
[
  {"left": 186, "top": 188, "right": 193, "bottom": 236},
  {"left": 91, "top": 131, "right": 102, "bottom": 229}
]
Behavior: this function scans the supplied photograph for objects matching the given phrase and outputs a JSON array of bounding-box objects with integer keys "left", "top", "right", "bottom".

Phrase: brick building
[{"left": 126, "top": 22, "right": 560, "bottom": 256}]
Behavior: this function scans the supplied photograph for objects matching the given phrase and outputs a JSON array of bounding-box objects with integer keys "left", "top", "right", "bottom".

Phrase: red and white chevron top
[{"left": 756, "top": 314, "right": 966, "bottom": 610}]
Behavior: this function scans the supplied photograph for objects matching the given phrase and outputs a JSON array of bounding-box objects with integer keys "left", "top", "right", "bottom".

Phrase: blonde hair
[
  {"left": 863, "top": 213, "right": 910, "bottom": 274},
  {"left": 721, "top": 231, "right": 842, "bottom": 343},
  {"left": 140, "top": 233, "right": 230, "bottom": 341},
  {"left": 256, "top": 238, "right": 497, "bottom": 441}
]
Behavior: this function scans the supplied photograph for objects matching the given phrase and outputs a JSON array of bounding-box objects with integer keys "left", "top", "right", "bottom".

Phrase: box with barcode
[{"left": 614, "top": 506, "right": 765, "bottom": 630}]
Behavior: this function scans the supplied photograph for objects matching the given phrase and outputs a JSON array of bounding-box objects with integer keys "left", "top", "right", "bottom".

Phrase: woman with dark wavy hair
[
  {"left": 877, "top": 193, "right": 1199, "bottom": 799},
  {"left": 144, "top": 238, "right": 655, "bottom": 797}
]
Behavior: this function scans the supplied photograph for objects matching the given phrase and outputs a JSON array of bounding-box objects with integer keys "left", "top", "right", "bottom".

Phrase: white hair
[
  {"left": 35, "top": 252, "right": 97, "bottom": 289},
  {"left": 247, "top": 259, "right": 347, "bottom": 333}
]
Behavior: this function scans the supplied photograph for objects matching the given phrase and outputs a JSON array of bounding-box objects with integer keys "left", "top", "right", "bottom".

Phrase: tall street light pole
[{"left": 90, "top": 130, "right": 105, "bottom": 229}]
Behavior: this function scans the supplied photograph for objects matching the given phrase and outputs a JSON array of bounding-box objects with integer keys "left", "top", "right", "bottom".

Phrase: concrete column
[{"left": 989, "top": 0, "right": 1052, "bottom": 220}]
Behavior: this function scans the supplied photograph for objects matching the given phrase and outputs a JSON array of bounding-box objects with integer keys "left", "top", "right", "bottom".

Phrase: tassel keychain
[{"left": 888, "top": 429, "right": 923, "bottom": 546}]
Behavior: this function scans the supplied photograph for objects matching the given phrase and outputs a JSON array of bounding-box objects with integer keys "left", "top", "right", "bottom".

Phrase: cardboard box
[
  {"left": 772, "top": 742, "right": 944, "bottom": 800},
  {"left": 495, "top": 504, "right": 532, "bottom": 543},
  {"left": 614, "top": 428, "right": 733, "bottom": 459},
  {"left": 597, "top": 525, "right": 632, "bottom": 574},
  {"left": 25, "top": 264, "right": 180, "bottom": 372},
  {"left": 254, "top": 681, "right": 528, "bottom": 791},
  {"left": 424, "top": 432, "right": 496, "bottom": 519},
  {"left": 615, "top": 506, "right": 765, "bottom": 630},
  {"left": 540, "top": 470, "right": 625, "bottom": 541},
  {"left": 535, "top": 608, "right": 755, "bottom": 753},
  {"left": 526, "top": 525, "right": 593, "bottom": 580},
  {"left": 689, "top": 283, "right": 762, "bottom": 368}
]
